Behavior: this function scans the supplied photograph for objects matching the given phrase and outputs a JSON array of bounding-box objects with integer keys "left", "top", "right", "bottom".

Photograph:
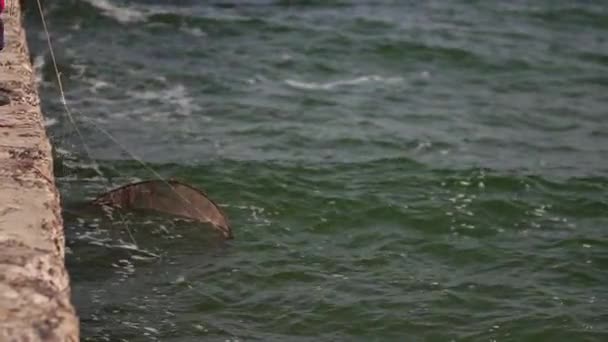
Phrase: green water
[{"left": 23, "top": 1, "right": 608, "bottom": 341}]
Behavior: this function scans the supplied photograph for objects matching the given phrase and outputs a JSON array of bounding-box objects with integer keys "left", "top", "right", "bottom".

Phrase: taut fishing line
[
  {"left": 33, "top": 0, "right": 229, "bottom": 254},
  {"left": 34, "top": 0, "right": 142, "bottom": 249}
]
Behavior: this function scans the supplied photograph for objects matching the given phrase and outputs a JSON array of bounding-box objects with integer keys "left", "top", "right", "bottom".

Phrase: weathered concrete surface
[{"left": 0, "top": 1, "right": 79, "bottom": 340}]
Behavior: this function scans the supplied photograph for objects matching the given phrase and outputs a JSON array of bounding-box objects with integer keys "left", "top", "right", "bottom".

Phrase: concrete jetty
[{"left": 0, "top": 1, "right": 79, "bottom": 340}]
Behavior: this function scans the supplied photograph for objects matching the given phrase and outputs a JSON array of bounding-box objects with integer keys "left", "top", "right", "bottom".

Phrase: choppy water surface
[{"left": 24, "top": 0, "right": 608, "bottom": 341}]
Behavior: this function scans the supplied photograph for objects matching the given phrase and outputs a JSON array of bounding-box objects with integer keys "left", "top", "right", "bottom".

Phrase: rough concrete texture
[{"left": 0, "top": 1, "right": 79, "bottom": 340}]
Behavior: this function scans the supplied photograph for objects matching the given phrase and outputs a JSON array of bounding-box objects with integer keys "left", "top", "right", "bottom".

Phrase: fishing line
[
  {"left": 34, "top": 0, "right": 226, "bottom": 247},
  {"left": 35, "top": 0, "right": 139, "bottom": 247}
]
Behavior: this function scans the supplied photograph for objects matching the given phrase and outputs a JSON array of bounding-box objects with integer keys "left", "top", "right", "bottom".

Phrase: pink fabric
[{"left": 0, "top": 0, "right": 4, "bottom": 13}]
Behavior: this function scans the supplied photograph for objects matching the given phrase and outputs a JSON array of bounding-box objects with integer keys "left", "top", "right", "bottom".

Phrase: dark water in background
[{"left": 23, "top": 0, "right": 608, "bottom": 341}]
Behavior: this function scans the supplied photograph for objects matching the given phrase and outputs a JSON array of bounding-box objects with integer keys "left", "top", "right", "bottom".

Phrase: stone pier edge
[{"left": 0, "top": 1, "right": 79, "bottom": 340}]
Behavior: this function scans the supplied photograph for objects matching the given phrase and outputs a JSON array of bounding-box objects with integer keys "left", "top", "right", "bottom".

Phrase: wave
[
  {"left": 284, "top": 75, "right": 403, "bottom": 90},
  {"left": 127, "top": 84, "right": 201, "bottom": 117},
  {"left": 81, "top": 0, "right": 149, "bottom": 24},
  {"left": 529, "top": 6, "right": 608, "bottom": 28}
]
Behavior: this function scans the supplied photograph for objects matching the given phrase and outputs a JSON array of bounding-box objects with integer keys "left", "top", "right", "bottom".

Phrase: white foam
[
  {"left": 284, "top": 75, "right": 403, "bottom": 91},
  {"left": 128, "top": 84, "right": 201, "bottom": 117},
  {"left": 82, "top": 0, "right": 147, "bottom": 24},
  {"left": 33, "top": 54, "right": 46, "bottom": 84},
  {"left": 44, "top": 118, "right": 58, "bottom": 127},
  {"left": 181, "top": 26, "right": 207, "bottom": 37},
  {"left": 69, "top": 64, "right": 87, "bottom": 80},
  {"left": 86, "top": 78, "right": 111, "bottom": 94}
]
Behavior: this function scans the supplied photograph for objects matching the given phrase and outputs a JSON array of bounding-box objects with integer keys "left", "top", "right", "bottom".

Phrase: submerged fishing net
[
  {"left": 91, "top": 180, "right": 233, "bottom": 239},
  {"left": 29, "top": 1, "right": 234, "bottom": 244}
]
